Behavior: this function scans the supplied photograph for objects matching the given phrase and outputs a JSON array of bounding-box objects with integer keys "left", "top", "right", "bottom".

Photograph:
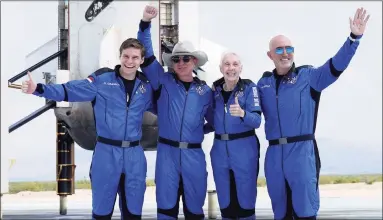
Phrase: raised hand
[
  {"left": 349, "top": 7, "right": 370, "bottom": 36},
  {"left": 229, "top": 97, "right": 245, "bottom": 117},
  {"left": 21, "top": 72, "right": 37, "bottom": 94},
  {"left": 142, "top": 5, "right": 157, "bottom": 22}
]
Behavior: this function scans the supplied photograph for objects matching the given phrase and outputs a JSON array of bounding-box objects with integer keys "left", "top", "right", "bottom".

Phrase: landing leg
[
  {"left": 59, "top": 195, "right": 68, "bottom": 215},
  {"left": 1, "top": 193, "right": 3, "bottom": 219},
  {"left": 208, "top": 190, "right": 218, "bottom": 219}
]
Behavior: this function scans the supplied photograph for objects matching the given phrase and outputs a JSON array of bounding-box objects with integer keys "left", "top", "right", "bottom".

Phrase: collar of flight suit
[{"left": 113, "top": 64, "right": 150, "bottom": 83}]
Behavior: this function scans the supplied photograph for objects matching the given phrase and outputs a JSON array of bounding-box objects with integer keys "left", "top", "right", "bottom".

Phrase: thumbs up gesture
[
  {"left": 229, "top": 96, "right": 245, "bottom": 117},
  {"left": 21, "top": 72, "right": 37, "bottom": 94}
]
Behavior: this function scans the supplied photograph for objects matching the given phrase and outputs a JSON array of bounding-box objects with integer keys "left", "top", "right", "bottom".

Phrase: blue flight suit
[
  {"left": 32, "top": 65, "right": 153, "bottom": 219},
  {"left": 257, "top": 33, "right": 363, "bottom": 219},
  {"left": 209, "top": 78, "right": 262, "bottom": 219},
  {"left": 137, "top": 20, "right": 214, "bottom": 219}
]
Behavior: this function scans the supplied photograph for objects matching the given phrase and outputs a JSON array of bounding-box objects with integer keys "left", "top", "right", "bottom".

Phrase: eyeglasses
[
  {"left": 171, "top": 55, "right": 192, "bottom": 63},
  {"left": 275, "top": 46, "right": 294, "bottom": 55}
]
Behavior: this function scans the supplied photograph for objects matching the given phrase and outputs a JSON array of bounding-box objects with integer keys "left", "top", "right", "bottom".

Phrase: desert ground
[{"left": 2, "top": 182, "right": 381, "bottom": 208}]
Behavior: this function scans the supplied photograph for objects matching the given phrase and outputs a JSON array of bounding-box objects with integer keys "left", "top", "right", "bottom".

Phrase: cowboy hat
[{"left": 162, "top": 41, "right": 208, "bottom": 68}]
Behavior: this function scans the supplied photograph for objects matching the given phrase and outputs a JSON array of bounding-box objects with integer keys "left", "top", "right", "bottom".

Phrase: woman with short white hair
[{"left": 208, "top": 51, "right": 262, "bottom": 219}]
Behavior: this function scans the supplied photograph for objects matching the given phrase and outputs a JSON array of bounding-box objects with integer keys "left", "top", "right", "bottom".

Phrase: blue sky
[{"left": 1, "top": 1, "right": 382, "bottom": 185}]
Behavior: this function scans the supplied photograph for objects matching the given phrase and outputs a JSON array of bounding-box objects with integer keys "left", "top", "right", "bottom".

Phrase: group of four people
[{"left": 21, "top": 5, "right": 370, "bottom": 220}]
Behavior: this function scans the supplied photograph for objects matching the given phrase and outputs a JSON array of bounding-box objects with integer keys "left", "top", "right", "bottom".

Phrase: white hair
[{"left": 219, "top": 51, "right": 242, "bottom": 67}]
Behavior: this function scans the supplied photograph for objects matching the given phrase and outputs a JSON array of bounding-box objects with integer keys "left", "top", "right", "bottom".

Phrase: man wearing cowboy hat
[{"left": 137, "top": 5, "right": 214, "bottom": 220}]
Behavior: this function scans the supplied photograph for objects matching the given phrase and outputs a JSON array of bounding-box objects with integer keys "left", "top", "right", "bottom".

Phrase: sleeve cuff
[
  {"left": 139, "top": 20, "right": 151, "bottom": 32},
  {"left": 32, "top": 83, "right": 44, "bottom": 95},
  {"left": 240, "top": 110, "right": 247, "bottom": 121},
  {"left": 350, "top": 32, "right": 362, "bottom": 41}
]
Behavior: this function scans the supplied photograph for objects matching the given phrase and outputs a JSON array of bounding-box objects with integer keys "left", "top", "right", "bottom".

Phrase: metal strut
[
  {"left": 7, "top": 45, "right": 67, "bottom": 133},
  {"left": 57, "top": 0, "right": 72, "bottom": 215},
  {"left": 8, "top": 101, "right": 56, "bottom": 133},
  {"left": 8, "top": 49, "right": 67, "bottom": 89}
]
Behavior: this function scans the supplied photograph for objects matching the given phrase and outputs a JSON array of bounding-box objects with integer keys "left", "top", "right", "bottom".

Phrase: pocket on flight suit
[
  {"left": 298, "top": 84, "right": 309, "bottom": 118},
  {"left": 105, "top": 99, "right": 116, "bottom": 130},
  {"left": 190, "top": 104, "right": 208, "bottom": 133}
]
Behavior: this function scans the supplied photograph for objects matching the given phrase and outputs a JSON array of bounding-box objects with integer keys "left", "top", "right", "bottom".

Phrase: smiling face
[
  {"left": 119, "top": 38, "right": 145, "bottom": 76},
  {"left": 220, "top": 52, "right": 242, "bottom": 83},
  {"left": 120, "top": 48, "right": 144, "bottom": 75},
  {"left": 267, "top": 35, "right": 294, "bottom": 75},
  {"left": 171, "top": 55, "right": 198, "bottom": 79}
]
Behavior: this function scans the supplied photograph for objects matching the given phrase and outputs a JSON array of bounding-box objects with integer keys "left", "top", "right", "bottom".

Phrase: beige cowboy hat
[{"left": 162, "top": 41, "right": 208, "bottom": 68}]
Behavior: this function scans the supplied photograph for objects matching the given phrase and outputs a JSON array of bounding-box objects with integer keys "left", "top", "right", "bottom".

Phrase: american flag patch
[{"left": 87, "top": 76, "right": 95, "bottom": 83}]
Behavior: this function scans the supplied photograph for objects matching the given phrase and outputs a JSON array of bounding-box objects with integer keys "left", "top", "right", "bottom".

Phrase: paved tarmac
[
  {"left": 2, "top": 183, "right": 382, "bottom": 219},
  {"left": 3, "top": 207, "right": 383, "bottom": 219}
]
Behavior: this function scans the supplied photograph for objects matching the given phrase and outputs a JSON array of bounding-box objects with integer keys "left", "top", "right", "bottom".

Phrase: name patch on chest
[{"left": 103, "top": 82, "right": 120, "bottom": 86}]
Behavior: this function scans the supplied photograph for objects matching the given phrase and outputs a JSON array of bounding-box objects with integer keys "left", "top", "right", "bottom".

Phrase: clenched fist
[
  {"left": 142, "top": 5, "right": 157, "bottom": 22},
  {"left": 21, "top": 72, "right": 37, "bottom": 94}
]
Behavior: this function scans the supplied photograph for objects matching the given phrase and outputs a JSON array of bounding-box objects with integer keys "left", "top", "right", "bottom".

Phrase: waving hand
[{"left": 350, "top": 7, "right": 370, "bottom": 36}]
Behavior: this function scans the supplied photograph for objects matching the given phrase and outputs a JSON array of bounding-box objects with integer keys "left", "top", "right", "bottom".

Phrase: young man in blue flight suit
[
  {"left": 21, "top": 38, "right": 153, "bottom": 220},
  {"left": 137, "top": 5, "right": 214, "bottom": 220},
  {"left": 209, "top": 52, "right": 262, "bottom": 220},
  {"left": 257, "top": 8, "right": 370, "bottom": 220}
]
